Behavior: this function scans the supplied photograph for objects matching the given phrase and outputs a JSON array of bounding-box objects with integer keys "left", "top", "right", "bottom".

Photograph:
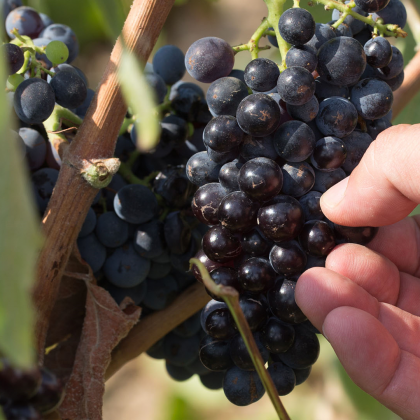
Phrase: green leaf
[
  {"left": 0, "top": 36, "right": 43, "bottom": 368},
  {"left": 118, "top": 48, "right": 160, "bottom": 151}
]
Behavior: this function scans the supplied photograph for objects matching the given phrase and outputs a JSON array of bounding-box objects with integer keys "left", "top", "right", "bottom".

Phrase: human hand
[{"left": 295, "top": 124, "right": 420, "bottom": 420}]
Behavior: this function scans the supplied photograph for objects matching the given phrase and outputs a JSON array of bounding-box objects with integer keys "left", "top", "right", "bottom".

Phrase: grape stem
[
  {"left": 232, "top": 18, "right": 271, "bottom": 59},
  {"left": 189, "top": 259, "right": 291, "bottom": 420},
  {"left": 119, "top": 116, "right": 136, "bottom": 135}
]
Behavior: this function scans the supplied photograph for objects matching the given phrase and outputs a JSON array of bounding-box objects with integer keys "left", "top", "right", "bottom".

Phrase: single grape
[
  {"left": 40, "top": 23, "right": 79, "bottom": 63},
  {"left": 277, "top": 66, "right": 316, "bottom": 106},
  {"left": 6, "top": 6, "right": 44, "bottom": 39},
  {"left": 384, "top": 70, "right": 404, "bottom": 91},
  {"left": 355, "top": 0, "right": 390, "bottom": 13},
  {"left": 281, "top": 162, "right": 315, "bottom": 197},
  {"left": 299, "top": 220, "right": 336, "bottom": 257},
  {"left": 185, "top": 37, "right": 234, "bottom": 83},
  {"left": 305, "top": 23, "right": 336, "bottom": 52},
  {"left": 94, "top": 211, "right": 128, "bottom": 248},
  {"left": 285, "top": 45, "right": 318, "bottom": 73},
  {"left": 239, "top": 134, "right": 279, "bottom": 162},
  {"left": 299, "top": 191, "right": 324, "bottom": 221},
  {"left": 2, "top": 43, "right": 24, "bottom": 74},
  {"left": 153, "top": 45, "right": 185, "bottom": 85},
  {"left": 273, "top": 121, "right": 316, "bottom": 162},
  {"left": 238, "top": 295, "right": 268, "bottom": 331},
  {"left": 316, "top": 97, "right": 358, "bottom": 138},
  {"left": 238, "top": 257, "right": 276, "bottom": 294},
  {"left": 257, "top": 195, "right": 304, "bottom": 242},
  {"left": 341, "top": 131, "right": 373, "bottom": 174},
  {"left": 241, "top": 228, "right": 272, "bottom": 257},
  {"left": 206, "top": 77, "right": 249, "bottom": 117},
  {"left": 142, "top": 275, "right": 179, "bottom": 310},
  {"left": 14, "top": 78, "right": 55, "bottom": 124},
  {"left": 77, "top": 233, "right": 106, "bottom": 273},
  {"left": 202, "top": 225, "right": 242, "bottom": 263},
  {"left": 19, "top": 127, "right": 46, "bottom": 170},
  {"left": 203, "top": 115, "right": 244, "bottom": 153},
  {"left": 353, "top": 26, "right": 372, "bottom": 45},
  {"left": 269, "top": 241, "right": 307, "bottom": 275},
  {"left": 317, "top": 37, "right": 366, "bottom": 86},
  {"left": 78, "top": 207, "right": 96, "bottom": 238},
  {"left": 219, "top": 160, "right": 242, "bottom": 192},
  {"left": 186, "top": 151, "right": 222, "bottom": 186},
  {"left": 228, "top": 69, "right": 246, "bottom": 83},
  {"left": 229, "top": 333, "right": 269, "bottom": 370},
  {"left": 244, "top": 58, "right": 280, "bottom": 92},
  {"left": 374, "top": 45, "right": 404, "bottom": 80},
  {"left": 223, "top": 366, "right": 265, "bottom": 406},
  {"left": 200, "top": 371, "right": 224, "bottom": 390},
  {"left": 50, "top": 70, "right": 87, "bottom": 109},
  {"left": 279, "top": 8, "right": 315, "bottom": 46},
  {"left": 314, "top": 78, "right": 349, "bottom": 102},
  {"left": 207, "top": 267, "right": 242, "bottom": 301},
  {"left": 376, "top": 0, "right": 407, "bottom": 29},
  {"left": 163, "top": 333, "right": 201, "bottom": 367},
  {"left": 236, "top": 93, "right": 281, "bottom": 137},
  {"left": 201, "top": 301, "right": 236, "bottom": 340},
  {"left": 286, "top": 96, "right": 319, "bottom": 123},
  {"left": 267, "top": 279, "right": 307, "bottom": 324},
  {"left": 312, "top": 167, "right": 347, "bottom": 193},
  {"left": 218, "top": 191, "right": 260, "bottom": 233},
  {"left": 192, "top": 182, "right": 227, "bottom": 226},
  {"left": 364, "top": 37, "right": 392, "bottom": 68},
  {"left": 268, "top": 362, "right": 296, "bottom": 396},
  {"left": 165, "top": 362, "right": 193, "bottom": 382},
  {"left": 311, "top": 136, "right": 347, "bottom": 172},
  {"left": 366, "top": 117, "right": 392, "bottom": 139},
  {"left": 334, "top": 224, "right": 379, "bottom": 245},
  {"left": 45, "top": 40, "right": 69, "bottom": 65},
  {"left": 260, "top": 317, "right": 295, "bottom": 353},
  {"left": 294, "top": 366, "right": 312, "bottom": 385},
  {"left": 199, "top": 335, "right": 233, "bottom": 371}
]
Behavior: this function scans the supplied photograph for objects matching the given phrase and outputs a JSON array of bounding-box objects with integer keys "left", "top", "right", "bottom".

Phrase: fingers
[
  {"left": 325, "top": 243, "right": 400, "bottom": 305},
  {"left": 396, "top": 272, "right": 420, "bottom": 317},
  {"left": 321, "top": 124, "right": 420, "bottom": 227}
]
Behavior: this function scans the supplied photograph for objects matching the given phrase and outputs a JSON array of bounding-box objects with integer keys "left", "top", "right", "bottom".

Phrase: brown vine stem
[
  {"left": 106, "top": 282, "right": 210, "bottom": 380},
  {"left": 189, "top": 259, "right": 290, "bottom": 420},
  {"left": 33, "top": 0, "right": 176, "bottom": 361},
  {"left": 392, "top": 49, "right": 420, "bottom": 119}
]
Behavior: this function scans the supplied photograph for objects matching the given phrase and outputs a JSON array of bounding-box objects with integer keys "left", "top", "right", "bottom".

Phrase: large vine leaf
[{"left": 0, "top": 27, "right": 43, "bottom": 368}]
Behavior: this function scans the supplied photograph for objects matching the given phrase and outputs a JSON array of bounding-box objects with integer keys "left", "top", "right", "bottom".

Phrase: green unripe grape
[
  {"left": 6, "top": 74, "right": 24, "bottom": 91},
  {"left": 46, "top": 40, "right": 69, "bottom": 66}
]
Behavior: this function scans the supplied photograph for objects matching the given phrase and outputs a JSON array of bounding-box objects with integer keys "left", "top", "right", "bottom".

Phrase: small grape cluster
[
  {"left": 182, "top": 0, "right": 405, "bottom": 407},
  {"left": 0, "top": 358, "right": 64, "bottom": 420}
]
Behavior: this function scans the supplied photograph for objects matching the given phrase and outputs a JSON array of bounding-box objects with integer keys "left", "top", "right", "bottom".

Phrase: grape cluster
[
  {"left": 0, "top": 359, "right": 63, "bottom": 420},
  {"left": 182, "top": 0, "right": 405, "bottom": 406}
]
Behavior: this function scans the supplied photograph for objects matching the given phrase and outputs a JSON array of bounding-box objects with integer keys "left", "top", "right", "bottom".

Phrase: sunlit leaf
[
  {"left": 0, "top": 34, "right": 43, "bottom": 368},
  {"left": 118, "top": 48, "right": 160, "bottom": 151}
]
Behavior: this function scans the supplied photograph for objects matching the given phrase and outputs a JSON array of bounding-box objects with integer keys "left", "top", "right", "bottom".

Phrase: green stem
[
  {"left": 118, "top": 161, "right": 148, "bottom": 185},
  {"left": 249, "top": 18, "right": 270, "bottom": 59},
  {"left": 119, "top": 116, "right": 136, "bottom": 135},
  {"left": 332, "top": 11, "right": 348, "bottom": 28},
  {"left": 17, "top": 50, "right": 31, "bottom": 75},
  {"left": 55, "top": 105, "right": 83, "bottom": 127},
  {"left": 189, "top": 259, "right": 291, "bottom": 420},
  {"left": 264, "top": 0, "right": 290, "bottom": 70},
  {"left": 293, "top": 0, "right": 300, "bottom": 6}
]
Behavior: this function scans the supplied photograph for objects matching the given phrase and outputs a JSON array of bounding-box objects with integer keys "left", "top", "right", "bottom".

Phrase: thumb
[{"left": 321, "top": 124, "right": 420, "bottom": 227}]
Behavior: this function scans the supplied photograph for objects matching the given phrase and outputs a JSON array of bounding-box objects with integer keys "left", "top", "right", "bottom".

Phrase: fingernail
[
  {"left": 321, "top": 177, "right": 349, "bottom": 208},
  {"left": 322, "top": 324, "right": 329, "bottom": 342}
]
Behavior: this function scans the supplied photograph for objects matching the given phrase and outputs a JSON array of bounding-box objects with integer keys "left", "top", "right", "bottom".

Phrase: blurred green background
[{"left": 24, "top": 0, "right": 417, "bottom": 418}]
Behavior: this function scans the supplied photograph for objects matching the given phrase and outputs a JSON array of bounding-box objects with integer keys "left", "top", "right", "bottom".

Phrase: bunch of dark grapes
[
  {"left": 180, "top": 0, "right": 405, "bottom": 406},
  {"left": 0, "top": 358, "right": 64, "bottom": 420}
]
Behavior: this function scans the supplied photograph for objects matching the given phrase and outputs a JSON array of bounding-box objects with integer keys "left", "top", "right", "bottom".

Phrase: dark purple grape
[
  {"left": 285, "top": 45, "right": 318, "bottom": 73},
  {"left": 317, "top": 37, "right": 366, "bottom": 86},
  {"left": 3, "top": 403, "right": 42, "bottom": 420},
  {"left": 206, "top": 77, "right": 248, "bottom": 117},
  {"left": 286, "top": 96, "right": 319, "bottom": 123},
  {"left": 165, "top": 362, "right": 193, "bottom": 381},
  {"left": 29, "top": 368, "right": 63, "bottom": 414},
  {"left": 257, "top": 195, "right": 304, "bottom": 242},
  {"left": 192, "top": 182, "right": 227, "bottom": 225},
  {"left": 202, "top": 225, "right": 242, "bottom": 263},
  {"left": 299, "top": 191, "right": 324, "bottom": 221},
  {"left": 315, "top": 78, "right": 349, "bottom": 101},
  {"left": 186, "top": 151, "right": 222, "bottom": 186},
  {"left": 260, "top": 317, "right": 295, "bottom": 353},
  {"left": 207, "top": 267, "right": 241, "bottom": 301},
  {"left": 201, "top": 301, "right": 236, "bottom": 340},
  {"left": 19, "top": 127, "right": 46, "bottom": 170},
  {"left": 355, "top": 0, "right": 390, "bottom": 13},
  {"left": 219, "top": 160, "right": 242, "bottom": 192},
  {"left": 237, "top": 157, "right": 282, "bottom": 202},
  {"left": 238, "top": 295, "right": 267, "bottom": 331},
  {"left": 351, "top": 78, "right": 393, "bottom": 120},
  {"left": 223, "top": 366, "right": 265, "bottom": 406},
  {"left": 40, "top": 23, "right": 79, "bottom": 63},
  {"left": 376, "top": 0, "right": 407, "bottom": 29},
  {"left": 244, "top": 58, "right": 280, "bottom": 92},
  {"left": 366, "top": 117, "right": 392, "bottom": 139},
  {"left": 384, "top": 70, "right": 404, "bottom": 91},
  {"left": 199, "top": 335, "right": 233, "bottom": 371},
  {"left": 294, "top": 366, "right": 312, "bottom": 385},
  {"left": 281, "top": 162, "right": 315, "bottom": 197},
  {"left": 316, "top": 97, "right": 358, "bottom": 138},
  {"left": 267, "top": 279, "right": 307, "bottom": 324},
  {"left": 364, "top": 36, "right": 392, "bottom": 68},
  {"left": 229, "top": 333, "right": 269, "bottom": 370},
  {"left": 5, "top": 6, "right": 44, "bottom": 39},
  {"left": 96, "top": 211, "right": 129, "bottom": 248},
  {"left": 279, "top": 8, "right": 315, "bottom": 46},
  {"left": 14, "top": 78, "right": 55, "bottom": 125},
  {"left": 273, "top": 121, "right": 316, "bottom": 162},
  {"left": 152, "top": 45, "right": 185, "bottom": 85},
  {"left": 267, "top": 362, "right": 296, "bottom": 395},
  {"left": 312, "top": 167, "right": 347, "bottom": 193},
  {"left": 374, "top": 46, "right": 403, "bottom": 80},
  {"left": 207, "top": 145, "right": 239, "bottom": 164},
  {"left": 269, "top": 241, "right": 307, "bottom": 275},
  {"left": 163, "top": 211, "right": 191, "bottom": 255},
  {"left": 241, "top": 228, "right": 272, "bottom": 257},
  {"left": 2, "top": 43, "right": 24, "bottom": 74},
  {"left": 238, "top": 257, "right": 276, "bottom": 294},
  {"left": 299, "top": 220, "right": 336, "bottom": 257},
  {"left": 353, "top": 26, "right": 372, "bottom": 45},
  {"left": 0, "top": 359, "right": 41, "bottom": 401},
  {"left": 203, "top": 116, "right": 244, "bottom": 152},
  {"left": 305, "top": 23, "right": 336, "bottom": 52},
  {"left": 267, "top": 94, "right": 294, "bottom": 125},
  {"left": 163, "top": 333, "right": 200, "bottom": 366},
  {"left": 228, "top": 69, "right": 246, "bottom": 83},
  {"left": 311, "top": 136, "right": 347, "bottom": 171},
  {"left": 236, "top": 93, "right": 281, "bottom": 137},
  {"left": 333, "top": 224, "right": 379, "bottom": 245},
  {"left": 218, "top": 191, "right": 259, "bottom": 233},
  {"left": 277, "top": 324, "right": 320, "bottom": 369},
  {"left": 239, "top": 134, "right": 278, "bottom": 162},
  {"left": 341, "top": 131, "right": 373, "bottom": 174},
  {"left": 191, "top": 249, "right": 231, "bottom": 283},
  {"left": 332, "top": 3, "right": 368, "bottom": 35},
  {"left": 277, "top": 67, "right": 316, "bottom": 106},
  {"left": 31, "top": 168, "right": 59, "bottom": 213},
  {"left": 185, "top": 37, "right": 234, "bottom": 83}
]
